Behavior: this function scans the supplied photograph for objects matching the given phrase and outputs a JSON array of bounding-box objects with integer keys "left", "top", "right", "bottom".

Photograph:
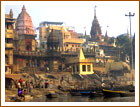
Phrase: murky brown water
[{"left": 31, "top": 95, "right": 135, "bottom": 102}]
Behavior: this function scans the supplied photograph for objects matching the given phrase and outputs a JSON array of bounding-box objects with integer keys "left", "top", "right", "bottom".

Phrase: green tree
[
  {"left": 108, "top": 37, "right": 115, "bottom": 44},
  {"left": 116, "top": 34, "right": 131, "bottom": 61}
]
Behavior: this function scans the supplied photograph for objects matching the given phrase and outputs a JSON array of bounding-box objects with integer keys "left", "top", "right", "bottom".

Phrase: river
[{"left": 31, "top": 95, "right": 135, "bottom": 102}]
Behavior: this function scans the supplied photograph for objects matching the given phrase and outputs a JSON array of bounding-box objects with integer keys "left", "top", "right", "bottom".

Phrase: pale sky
[{"left": 3, "top": 1, "right": 139, "bottom": 37}]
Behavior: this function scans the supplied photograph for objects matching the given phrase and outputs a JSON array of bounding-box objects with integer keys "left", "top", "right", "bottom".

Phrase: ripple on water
[{"left": 31, "top": 95, "right": 135, "bottom": 102}]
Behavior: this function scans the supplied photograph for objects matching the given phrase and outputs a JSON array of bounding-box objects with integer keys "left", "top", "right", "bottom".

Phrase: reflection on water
[{"left": 32, "top": 95, "right": 135, "bottom": 102}]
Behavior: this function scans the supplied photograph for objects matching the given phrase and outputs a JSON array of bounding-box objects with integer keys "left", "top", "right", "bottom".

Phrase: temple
[{"left": 90, "top": 6, "right": 102, "bottom": 42}]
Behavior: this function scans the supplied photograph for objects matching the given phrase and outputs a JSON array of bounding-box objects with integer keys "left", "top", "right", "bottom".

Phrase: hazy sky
[{"left": 3, "top": 1, "right": 139, "bottom": 37}]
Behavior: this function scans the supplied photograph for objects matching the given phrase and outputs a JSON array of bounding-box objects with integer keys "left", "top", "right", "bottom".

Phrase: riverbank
[
  {"left": 5, "top": 88, "right": 44, "bottom": 102},
  {"left": 5, "top": 86, "right": 69, "bottom": 102},
  {"left": 5, "top": 88, "right": 135, "bottom": 102}
]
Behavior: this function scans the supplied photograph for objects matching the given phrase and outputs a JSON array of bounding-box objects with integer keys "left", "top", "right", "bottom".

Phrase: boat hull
[
  {"left": 90, "top": 91, "right": 103, "bottom": 97},
  {"left": 102, "top": 89, "right": 124, "bottom": 97},
  {"left": 70, "top": 90, "right": 91, "bottom": 96},
  {"left": 46, "top": 93, "right": 57, "bottom": 98}
]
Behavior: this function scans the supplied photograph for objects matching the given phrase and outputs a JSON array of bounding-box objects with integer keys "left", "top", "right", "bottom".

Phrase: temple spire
[
  {"left": 94, "top": 5, "right": 97, "bottom": 18},
  {"left": 84, "top": 27, "right": 86, "bottom": 36},
  {"left": 105, "top": 26, "right": 109, "bottom": 42},
  {"left": 9, "top": 9, "right": 13, "bottom": 18},
  {"left": 22, "top": 5, "right": 26, "bottom": 12}
]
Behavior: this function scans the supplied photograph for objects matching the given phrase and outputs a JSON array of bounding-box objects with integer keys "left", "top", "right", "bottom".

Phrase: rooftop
[{"left": 40, "top": 21, "right": 63, "bottom": 26}]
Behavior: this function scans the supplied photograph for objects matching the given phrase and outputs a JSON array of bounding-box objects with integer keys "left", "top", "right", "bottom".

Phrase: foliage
[
  {"left": 108, "top": 37, "right": 115, "bottom": 44},
  {"left": 116, "top": 34, "right": 131, "bottom": 61}
]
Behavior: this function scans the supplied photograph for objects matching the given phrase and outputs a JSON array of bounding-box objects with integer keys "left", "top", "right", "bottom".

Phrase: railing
[
  {"left": 13, "top": 50, "right": 46, "bottom": 57},
  {"left": 13, "top": 50, "right": 96, "bottom": 58}
]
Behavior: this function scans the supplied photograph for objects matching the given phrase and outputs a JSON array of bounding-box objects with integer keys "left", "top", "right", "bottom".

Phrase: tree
[
  {"left": 116, "top": 34, "right": 131, "bottom": 61},
  {"left": 108, "top": 37, "right": 115, "bottom": 44}
]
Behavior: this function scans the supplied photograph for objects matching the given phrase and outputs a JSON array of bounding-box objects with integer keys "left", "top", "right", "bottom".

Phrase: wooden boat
[
  {"left": 46, "top": 90, "right": 58, "bottom": 98},
  {"left": 70, "top": 90, "right": 81, "bottom": 96},
  {"left": 102, "top": 89, "right": 125, "bottom": 97},
  {"left": 90, "top": 91, "right": 103, "bottom": 97},
  {"left": 102, "top": 89, "right": 135, "bottom": 97},
  {"left": 120, "top": 91, "right": 135, "bottom": 97},
  {"left": 46, "top": 93, "right": 58, "bottom": 98},
  {"left": 80, "top": 90, "right": 91, "bottom": 96},
  {"left": 70, "top": 90, "right": 91, "bottom": 96}
]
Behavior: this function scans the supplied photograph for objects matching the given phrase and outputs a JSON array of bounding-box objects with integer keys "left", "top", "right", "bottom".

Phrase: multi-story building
[
  {"left": 5, "top": 9, "right": 16, "bottom": 74},
  {"left": 13, "top": 5, "right": 37, "bottom": 72},
  {"left": 39, "top": 21, "right": 84, "bottom": 52}
]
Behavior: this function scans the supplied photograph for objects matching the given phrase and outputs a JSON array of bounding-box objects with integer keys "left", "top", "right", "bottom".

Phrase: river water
[{"left": 31, "top": 95, "right": 135, "bottom": 102}]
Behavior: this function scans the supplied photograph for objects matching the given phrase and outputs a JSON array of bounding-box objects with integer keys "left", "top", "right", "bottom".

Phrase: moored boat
[
  {"left": 46, "top": 90, "right": 58, "bottom": 98},
  {"left": 90, "top": 91, "right": 103, "bottom": 97},
  {"left": 120, "top": 91, "right": 135, "bottom": 97},
  {"left": 102, "top": 89, "right": 125, "bottom": 97},
  {"left": 80, "top": 90, "right": 91, "bottom": 96},
  {"left": 70, "top": 91, "right": 81, "bottom": 96},
  {"left": 46, "top": 93, "right": 58, "bottom": 98},
  {"left": 70, "top": 89, "right": 91, "bottom": 96}
]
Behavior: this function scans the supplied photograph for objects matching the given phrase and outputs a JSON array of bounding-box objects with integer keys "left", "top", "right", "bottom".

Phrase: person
[
  {"left": 29, "top": 82, "right": 33, "bottom": 95},
  {"left": 45, "top": 81, "right": 48, "bottom": 88},
  {"left": 22, "top": 81, "right": 25, "bottom": 88},
  {"left": 101, "top": 82, "right": 106, "bottom": 89},
  {"left": 17, "top": 82, "right": 21, "bottom": 90},
  {"left": 15, "top": 80, "right": 18, "bottom": 88},
  {"left": 60, "top": 76, "right": 64, "bottom": 85},
  {"left": 110, "top": 82, "right": 114, "bottom": 90},
  {"left": 18, "top": 78, "right": 23, "bottom": 87},
  {"left": 18, "top": 88, "right": 25, "bottom": 100},
  {"left": 39, "top": 81, "right": 42, "bottom": 88}
]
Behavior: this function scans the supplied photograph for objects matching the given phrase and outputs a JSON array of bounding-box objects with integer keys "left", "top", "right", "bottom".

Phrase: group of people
[{"left": 16, "top": 78, "right": 33, "bottom": 100}]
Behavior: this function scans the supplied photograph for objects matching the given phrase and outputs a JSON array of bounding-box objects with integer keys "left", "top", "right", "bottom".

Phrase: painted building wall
[{"left": 79, "top": 62, "right": 94, "bottom": 75}]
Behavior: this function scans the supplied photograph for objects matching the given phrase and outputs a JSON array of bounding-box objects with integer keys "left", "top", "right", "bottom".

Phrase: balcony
[
  {"left": 5, "top": 33, "right": 13, "bottom": 38},
  {"left": 5, "top": 43, "right": 13, "bottom": 48},
  {"left": 6, "top": 29, "right": 13, "bottom": 33}
]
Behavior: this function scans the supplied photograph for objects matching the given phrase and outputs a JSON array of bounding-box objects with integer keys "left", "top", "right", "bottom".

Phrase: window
[
  {"left": 77, "top": 65, "right": 79, "bottom": 72},
  {"left": 73, "top": 65, "right": 75, "bottom": 72},
  {"left": 87, "top": 65, "right": 91, "bottom": 72},
  {"left": 82, "top": 65, "right": 86, "bottom": 72}
]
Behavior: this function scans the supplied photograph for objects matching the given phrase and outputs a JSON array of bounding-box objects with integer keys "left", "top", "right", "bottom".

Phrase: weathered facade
[
  {"left": 15, "top": 5, "right": 36, "bottom": 51},
  {"left": 39, "top": 21, "right": 84, "bottom": 52},
  {"left": 47, "top": 29, "right": 64, "bottom": 72},
  {"left": 5, "top": 9, "right": 16, "bottom": 74},
  {"left": 66, "top": 48, "right": 94, "bottom": 75}
]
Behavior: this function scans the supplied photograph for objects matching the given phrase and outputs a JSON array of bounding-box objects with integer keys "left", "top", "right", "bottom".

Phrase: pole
[{"left": 125, "top": 12, "right": 135, "bottom": 69}]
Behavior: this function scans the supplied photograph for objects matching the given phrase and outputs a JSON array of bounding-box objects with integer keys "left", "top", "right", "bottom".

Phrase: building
[
  {"left": 39, "top": 21, "right": 84, "bottom": 52},
  {"left": 66, "top": 48, "right": 94, "bottom": 75},
  {"left": 47, "top": 29, "right": 64, "bottom": 72},
  {"left": 5, "top": 9, "right": 16, "bottom": 74},
  {"left": 15, "top": 5, "right": 36, "bottom": 51},
  {"left": 90, "top": 6, "right": 118, "bottom": 59},
  {"left": 13, "top": 5, "right": 37, "bottom": 72}
]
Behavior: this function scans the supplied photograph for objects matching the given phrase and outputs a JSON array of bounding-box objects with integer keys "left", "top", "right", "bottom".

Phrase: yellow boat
[{"left": 102, "top": 89, "right": 125, "bottom": 97}]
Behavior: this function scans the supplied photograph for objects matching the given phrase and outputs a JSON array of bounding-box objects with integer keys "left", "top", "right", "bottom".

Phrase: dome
[
  {"left": 16, "top": 5, "right": 35, "bottom": 36},
  {"left": 47, "top": 29, "right": 59, "bottom": 44},
  {"left": 47, "top": 29, "right": 59, "bottom": 49}
]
